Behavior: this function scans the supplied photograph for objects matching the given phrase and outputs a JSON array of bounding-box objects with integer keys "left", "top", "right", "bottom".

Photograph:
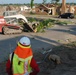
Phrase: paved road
[
  {"left": 25, "top": 14, "right": 76, "bottom": 23},
  {"left": 0, "top": 24, "right": 76, "bottom": 63}
]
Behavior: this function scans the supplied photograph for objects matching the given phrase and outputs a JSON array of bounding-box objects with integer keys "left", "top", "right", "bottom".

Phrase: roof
[{"left": 39, "top": 4, "right": 55, "bottom": 10}]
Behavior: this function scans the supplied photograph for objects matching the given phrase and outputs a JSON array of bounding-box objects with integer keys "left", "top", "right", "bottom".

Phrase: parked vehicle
[{"left": 58, "top": 13, "right": 74, "bottom": 19}]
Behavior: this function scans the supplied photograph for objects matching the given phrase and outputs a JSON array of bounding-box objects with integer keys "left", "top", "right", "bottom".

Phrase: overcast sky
[{"left": 0, "top": 0, "right": 75, "bottom": 4}]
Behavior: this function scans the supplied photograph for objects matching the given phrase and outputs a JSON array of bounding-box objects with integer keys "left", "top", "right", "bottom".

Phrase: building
[
  {"left": 20, "top": 6, "right": 31, "bottom": 12},
  {"left": 35, "top": 4, "right": 56, "bottom": 15}
]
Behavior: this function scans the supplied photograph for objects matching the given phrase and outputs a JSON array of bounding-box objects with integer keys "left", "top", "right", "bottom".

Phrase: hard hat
[{"left": 19, "top": 37, "right": 30, "bottom": 45}]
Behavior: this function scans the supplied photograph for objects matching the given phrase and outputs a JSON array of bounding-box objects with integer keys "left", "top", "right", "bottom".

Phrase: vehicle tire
[
  {"left": 67, "top": 17, "right": 69, "bottom": 19},
  {"left": 58, "top": 16, "right": 61, "bottom": 18},
  {"left": 2, "top": 26, "right": 9, "bottom": 35}
]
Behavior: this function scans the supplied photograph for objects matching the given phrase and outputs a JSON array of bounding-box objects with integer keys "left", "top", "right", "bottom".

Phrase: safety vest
[{"left": 12, "top": 42, "right": 33, "bottom": 75}]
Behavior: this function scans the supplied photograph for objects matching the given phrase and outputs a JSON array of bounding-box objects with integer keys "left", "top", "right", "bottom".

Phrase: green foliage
[
  {"left": 30, "top": 0, "right": 34, "bottom": 9},
  {"left": 27, "top": 18, "right": 73, "bottom": 32},
  {"left": 36, "top": 19, "right": 56, "bottom": 32},
  {"left": 56, "top": 21, "right": 67, "bottom": 25},
  {"left": 37, "top": 22, "right": 45, "bottom": 32},
  {"left": 28, "top": 18, "right": 36, "bottom": 22},
  {"left": 40, "top": 19, "right": 55, "bottom": 28},
  {"left": 51, "top": 0, "right": 60, "bottom": 4}
]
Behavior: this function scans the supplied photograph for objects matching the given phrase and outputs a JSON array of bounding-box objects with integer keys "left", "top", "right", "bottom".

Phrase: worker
[{"left": 6, "top": 36, "right": 40, "bottom": 75}]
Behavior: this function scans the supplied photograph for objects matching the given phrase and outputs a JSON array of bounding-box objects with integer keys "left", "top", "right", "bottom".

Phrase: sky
[{"left": 0, "top": 0, "right": 76, "bottom": 4}]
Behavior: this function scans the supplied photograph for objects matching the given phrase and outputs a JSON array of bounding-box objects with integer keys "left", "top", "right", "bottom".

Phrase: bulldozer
[{"left": 0, "top": 11, "right": 39, "bottom": 35}]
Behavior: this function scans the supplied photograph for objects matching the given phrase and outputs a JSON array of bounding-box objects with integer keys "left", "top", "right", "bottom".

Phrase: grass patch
[{"left": 26, "top": 18, "right": 75, "bottom": 32}]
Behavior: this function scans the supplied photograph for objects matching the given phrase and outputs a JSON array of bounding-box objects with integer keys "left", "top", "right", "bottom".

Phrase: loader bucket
[{"left": 23, "top": 22, "right": 39, "bottom": 32}]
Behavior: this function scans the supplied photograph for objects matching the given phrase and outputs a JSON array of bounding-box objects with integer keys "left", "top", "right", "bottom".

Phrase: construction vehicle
[
  {"left": 3, "top": 11, "right": 17, "bottom": 16},
  {"left": 0, "top": 16, "right": 23, "bottom": 34},
  {"left": 0, "top": 11, "right": 39, "bottom": 34}
]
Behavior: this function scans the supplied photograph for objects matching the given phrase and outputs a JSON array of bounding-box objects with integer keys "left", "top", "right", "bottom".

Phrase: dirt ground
[
  {"left": 0, "top": 41, "right": 76, "bottom": 75},
  {"left": 34, "top": 41, "right": 76, "bottom": 75}
]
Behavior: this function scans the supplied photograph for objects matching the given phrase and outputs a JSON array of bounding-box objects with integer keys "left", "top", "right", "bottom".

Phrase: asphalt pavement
[{"left": 0, "top": 24, "right": 76, "bottom": 63}]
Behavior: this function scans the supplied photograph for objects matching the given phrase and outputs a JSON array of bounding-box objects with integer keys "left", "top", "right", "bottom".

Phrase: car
[{"left": 58, "top": 13, "right": 74, "bottom": 19}]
